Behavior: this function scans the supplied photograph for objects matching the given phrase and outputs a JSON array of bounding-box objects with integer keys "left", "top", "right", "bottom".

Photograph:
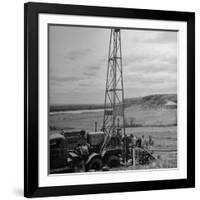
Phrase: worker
[
  {"left": 130, "top": 134, "right": 137, "bottom": 147},
  {"left": 129, "top": 134, "right": 133, "bottom": 146},
  {"left": 141, "top": 135, "right": 145, "bottom": 148},
  {"left": 133, "top": 135, "right": 137, "bottom": 147},
  {"left": 117, "top": 128, "right": 122, "bottom": 140},
  {"left": 122, "top": 135, "right": 130, "bottom": 163},
  {"left": 148, "top": 136, "right": 154, "bottom": 146},
  {"left": 136, "top": 137, "right": 142, "bottom": 147}
]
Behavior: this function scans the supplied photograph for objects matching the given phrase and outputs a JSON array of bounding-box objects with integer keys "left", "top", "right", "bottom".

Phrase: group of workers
[
  {"left": 122, "top": 134, "right": 155, "bottom": 164},
  {"left": 129, "top": 134, "right": 154, "bottom": 149}
]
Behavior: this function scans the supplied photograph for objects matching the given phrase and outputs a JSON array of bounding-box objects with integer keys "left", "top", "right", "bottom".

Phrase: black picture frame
[{"left": 24, "top": 2, "right": 195, "bottom": 198}]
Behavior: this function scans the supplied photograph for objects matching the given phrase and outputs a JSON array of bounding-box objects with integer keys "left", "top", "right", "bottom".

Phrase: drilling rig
[
  {"left": 102, "top": 28, "right": 126, "bottom": 139},
  {"left": 101, "top": 28, "right": 127, "bottom": 161}
]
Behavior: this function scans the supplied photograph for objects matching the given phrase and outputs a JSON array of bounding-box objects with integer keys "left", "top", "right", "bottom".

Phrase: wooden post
[
  {"left": 95, "top": 121, "right": 97, "bottom": 132},
  {"left": 132, "top": 148, "right": 136, "bottom": 167}
]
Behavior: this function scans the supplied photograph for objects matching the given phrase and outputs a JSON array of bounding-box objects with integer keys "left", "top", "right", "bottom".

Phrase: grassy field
[
  {"left": 49, "top": 103, "right": 177, "bottom": 169},
  {"left": 49, "top": 105, "right": 177, "bottom": 131}
]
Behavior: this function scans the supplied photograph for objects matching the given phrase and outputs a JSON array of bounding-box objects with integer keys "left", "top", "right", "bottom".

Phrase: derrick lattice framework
[{"left": 102, "top": 28, "right": 126, "bottom": 138}]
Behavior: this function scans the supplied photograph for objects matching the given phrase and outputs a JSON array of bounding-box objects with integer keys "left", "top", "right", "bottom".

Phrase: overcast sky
[{"left": 49, "top": 25, "right": 177, "bottom": 105}]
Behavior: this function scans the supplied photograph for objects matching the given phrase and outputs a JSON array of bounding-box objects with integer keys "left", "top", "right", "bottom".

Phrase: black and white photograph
[
  {"left": 49, "top": 25, "right": 178, "bottom": 174},
  {"left": 24, "top": 2, "right": 195, "bottom": 197}
]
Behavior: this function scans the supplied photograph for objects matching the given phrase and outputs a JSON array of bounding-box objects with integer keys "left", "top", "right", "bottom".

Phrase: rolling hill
[
  {"left": 124, "top": 94, "right": 177, "bottom": 109},
  {"left": 50, "top": 94, "right": 177, "bottom": 112}
]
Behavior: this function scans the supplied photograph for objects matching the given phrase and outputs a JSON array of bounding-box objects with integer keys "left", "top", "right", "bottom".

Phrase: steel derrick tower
[{"left": 102, "top": 28, "right": 126, "bottom": 138}]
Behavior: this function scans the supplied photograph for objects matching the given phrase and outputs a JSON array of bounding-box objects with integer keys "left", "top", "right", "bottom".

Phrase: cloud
[
  {"left": 125, "top": 72, "right": 176, "bottom": 85},
  {"left": 125, "top": 61, "right": 177, "bottom": 74},
  {"left": 130, "top": 31, "right": 177, "bottom": 45},
  {"left": 124, "top": 51, "right": 177, "bottom": 64},
  {"left": 78, "top": 82, "right": 92, "bottom": 87},
  {"left": 65, "top": 48, "right": 92, "bottom": 61},
  {"left": 124, "top": 54, "right": 158, "bottom": 66},
  {"left": 144, "top": 31, "right": 177, "bottom": 44},
  {"left": 51, "top": 75, "right": 87, "bottom": 83},
  {"left": 83, "top": 71, "right": 97, "bottom": 77},
  {"left": 162, "top": 55, "right": 177, "bottom": 65},
  {"left": 88, "top": 65, "right": 101, "bottom": 71},
  {"left": 123, "top": 51, "right": 177, "bottom": 74},
  {"left": 82, "top": 64, "right": 104, "bottom": 77}
]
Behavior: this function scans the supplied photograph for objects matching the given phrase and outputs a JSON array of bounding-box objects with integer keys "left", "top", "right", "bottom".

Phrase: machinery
[
  {"left": 50, "top": 129, "right": 122, "bottom": 173},
  {"left": 101, "top": 28, "right": 127, "bottom": 162},
  {"left": 50, "top": 28, "right": 156, "bottom": 174}
]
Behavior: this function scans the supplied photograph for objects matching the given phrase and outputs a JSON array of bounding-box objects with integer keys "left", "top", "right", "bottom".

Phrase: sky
[{"left": 49, "top": 25, "right": 177, "bottom": 105}]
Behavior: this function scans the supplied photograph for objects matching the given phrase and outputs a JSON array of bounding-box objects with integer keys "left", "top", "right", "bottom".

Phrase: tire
[
  {"left": 87, "top": 157, "right": 103, "bottom": 171},
  {"left": 73, "top": 160, "right": 85, "bottom": 172},
  {"left": 106, "top": 155, "right": 120, "bottom": 168}
]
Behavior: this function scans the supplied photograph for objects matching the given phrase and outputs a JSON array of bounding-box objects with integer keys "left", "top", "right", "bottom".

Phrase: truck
[{"left": 50, "top": 129, "right": 123, "bottom": 173}]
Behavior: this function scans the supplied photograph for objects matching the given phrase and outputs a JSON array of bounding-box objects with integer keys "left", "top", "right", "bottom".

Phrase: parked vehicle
[{"left": 50, "top": 129, "right": 123, "bottom": 173}]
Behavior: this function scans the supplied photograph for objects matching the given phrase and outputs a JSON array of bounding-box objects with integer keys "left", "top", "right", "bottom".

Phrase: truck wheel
[
  {"left": 106, "top": 155, "right": 120, "bottom": 168},
  {"left": 87, "top": 157, "right": 103, "bottom": 171},
  {"left": 74, "top": 160, "right": 85, "bottom": 172}
]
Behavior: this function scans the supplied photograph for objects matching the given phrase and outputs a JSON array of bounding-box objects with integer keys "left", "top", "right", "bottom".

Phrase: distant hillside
[
  {"left": 50, "top": 104, "right": 105, "bottom": 112},
  {"left": 50, "top": 94, "right": 177, "bottom": 112},
  {"left": 125, "top": 94, "right": 177, "bottom": 109}
]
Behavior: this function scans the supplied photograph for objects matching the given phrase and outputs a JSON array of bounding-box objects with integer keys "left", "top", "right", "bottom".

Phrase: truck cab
[{"left": 49, "top": 133, "right": 66, "bottom": 170}]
